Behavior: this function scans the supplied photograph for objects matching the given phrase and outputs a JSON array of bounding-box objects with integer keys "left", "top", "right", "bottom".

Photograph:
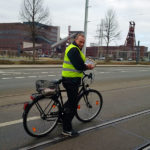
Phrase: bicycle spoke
[{"left": 76, "top": 89, "right": 103, "bottom": 122}]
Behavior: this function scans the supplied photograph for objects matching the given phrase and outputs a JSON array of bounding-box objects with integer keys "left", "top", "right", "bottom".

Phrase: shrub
[{"left": 0, "top": 60, "right": 15, "bottom": 64}]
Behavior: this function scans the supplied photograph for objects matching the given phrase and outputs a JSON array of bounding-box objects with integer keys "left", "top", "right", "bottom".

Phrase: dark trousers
[{"left": 62, "top": 77, "right": 81, "bottom": 131}]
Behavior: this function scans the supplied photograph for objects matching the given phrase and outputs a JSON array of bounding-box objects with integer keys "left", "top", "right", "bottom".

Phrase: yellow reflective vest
[{"left": 62, "top": 44, "right": 86, "bottom": 78}]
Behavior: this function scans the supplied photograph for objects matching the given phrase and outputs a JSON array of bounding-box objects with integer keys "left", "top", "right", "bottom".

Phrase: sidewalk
[
  {"left": 0, "top": 64, "right": 62, "bottom": 69},
  {"left": 0, "top": 64, "right": 150, "bottom": 69},
  {"left": 43, "top": 113, "right": 150, "bottom": 150}
]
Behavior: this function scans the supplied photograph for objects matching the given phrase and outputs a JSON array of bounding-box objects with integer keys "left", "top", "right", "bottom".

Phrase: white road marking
[
  {"left": 115, "top": 69, "right": 128, "bottom": 71},
  {"left": 2, "top": 74, "right": 10, "bottom": 75},
  {"left": 140, "top": 70, "right": 149, "bottom": 72},
  {"left": 38, "top": 75, "right": 46, "bottom": 78},
  {"left": 28, "top": 76, "right": 37, "bottom": 78},
  {"left": 0, "top": 119, "right": 23, "bottom": 128},
  {"left": 15, "top": 77, "right": 25, "bottom": 79},
  {"left": 23, "top": 73, "right": 30, "bottom": 74},
  {"left": 121, "top": 71, "right": 129, "bottom": 72},
  {"left": 41, "top": 72, "right": 48, "bottom": 74},
  {"left": 2, "top": 77, "right": 12, "bottom": 79},
  {"left": 0, "top": 71, "right": 5, "bottom": 73},
  {"left": 0, "top": 71, "right": 13, "bottom": 74},
  {"left": 25, "top": 69, "right": 41, "bottom": 71},
  {"left": 48, "top": 75, "right": 56, "bottom": 76},
  {"left": 0, "top": 116, "right": 40, "bottom": 128},
  {"left": 13, "top": 73, "right": 22, "bottom": 75},
  {"left": 99, "top": 72, "right": 110, "bottom": 74}
]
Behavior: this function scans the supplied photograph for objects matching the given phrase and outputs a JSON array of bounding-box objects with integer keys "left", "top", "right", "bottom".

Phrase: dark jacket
[
  {"left": 62, "top": 41, "right": 87, "bottom": 83},
  {"left": 67, "top": 41, "right": 87, "bottom": 71}
]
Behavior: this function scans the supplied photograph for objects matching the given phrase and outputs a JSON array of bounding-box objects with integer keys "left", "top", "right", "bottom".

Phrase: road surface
[{"left": 0, "top": 66, "right": 150, "bottom": 150}]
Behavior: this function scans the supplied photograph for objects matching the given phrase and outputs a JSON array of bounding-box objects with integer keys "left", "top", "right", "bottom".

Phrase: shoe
[
  {"left": 62, "top": 129, "right": 79, "bottom": 136},
  {"left": 50, "top": 111, "right": 58, "bottom": 117},
  {"left": 57, "top": 118, "right": 63, "bottom": 125}
]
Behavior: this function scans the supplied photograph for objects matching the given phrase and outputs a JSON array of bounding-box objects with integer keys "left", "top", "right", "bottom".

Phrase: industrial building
[
  {"left": 0, "top": 21, "right": 148, "bottom": 60},
  {"left": 86, "top": 21, "right": 148, "bottom": 60},
  {"left": 50, "top": 22, "right": 148, "bottom": 61},
  {"left": 0, "top": 22, "right": 60, "bottom": 56},
  {"left": 86, "top": 45, "right": 148, "bottom": 60}
]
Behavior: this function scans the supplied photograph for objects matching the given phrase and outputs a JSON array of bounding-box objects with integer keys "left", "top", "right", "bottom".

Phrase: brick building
[
  {"left": 86, "top": 45, "right": 148, "bottom": 60},
  {"left": 0, "top": 22, "right": 60, "bottom": 55}
]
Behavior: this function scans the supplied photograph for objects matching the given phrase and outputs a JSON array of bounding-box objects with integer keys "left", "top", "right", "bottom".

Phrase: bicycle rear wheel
[
  {"left": 76, "top": 89, "right": 103, "bottom": 122},
  {"left": 23, "top": 97, "right": 60, "bottom": 137}
]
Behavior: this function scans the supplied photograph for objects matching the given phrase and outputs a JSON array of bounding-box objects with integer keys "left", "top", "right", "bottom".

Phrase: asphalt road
[
  {"left": 1, "top": 66, "right": 150, "bottom": 94},
  {"left": 0, "top": 66, "right": 150, "bottom": 150}
]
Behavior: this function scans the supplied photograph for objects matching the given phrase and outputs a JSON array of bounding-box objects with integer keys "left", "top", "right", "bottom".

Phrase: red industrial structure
[
  {"left": 125, "top": 21, "right": 136, "bottom": 48},
  {"left": 123, "top": 21, "right": 137, "bottom": 59}
]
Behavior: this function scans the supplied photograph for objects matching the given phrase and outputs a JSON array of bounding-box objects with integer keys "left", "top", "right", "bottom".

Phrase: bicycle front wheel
[
  {"left": 76, "top": 89, "right": 103, "bottom": 122},
  {"left": 23, "top": 97, "right": 60, "bottom": 137}
]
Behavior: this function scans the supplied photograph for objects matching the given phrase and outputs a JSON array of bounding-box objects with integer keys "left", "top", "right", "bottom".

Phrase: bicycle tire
[
  {"left": 23, "top": 97, "right": 60, "bottom": 137},
  {"left": 76, "top": 89, "right": 103, "bottom": 122}
]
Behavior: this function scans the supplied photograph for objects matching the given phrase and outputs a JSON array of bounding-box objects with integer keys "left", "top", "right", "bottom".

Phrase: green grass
[
  {"left": 0, "top": 59, "right": 63, "bottom": 64},
  {"left": 0, "top": 56, "right": 150, "bottom": 65},
  {"left": 95, "top": 60, "right": 150, "bottom": 65}
]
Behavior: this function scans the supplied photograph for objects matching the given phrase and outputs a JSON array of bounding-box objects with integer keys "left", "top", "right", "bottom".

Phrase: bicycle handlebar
[
  {"left": 83, "top": 72, "right": 93, "bottom": 80},
  {"left": 82, "top": 72, "right": 94, "bottom": 86}
]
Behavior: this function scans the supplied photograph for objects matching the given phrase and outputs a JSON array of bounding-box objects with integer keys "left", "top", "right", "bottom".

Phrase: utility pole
[
  {"left": 136, "top": 41, "right": 140, "bottom": 64},
  {"left": 17, "top": 43, "right": 21, "bottom": 57},
  {"left": 96, "top": 19, "right": 104, "bottom": 58},
  {"left": 83, "top": 0, "right": 89, "bottom": 56}
]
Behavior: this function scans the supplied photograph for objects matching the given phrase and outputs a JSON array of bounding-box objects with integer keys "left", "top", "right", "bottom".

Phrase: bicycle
[{"left": 22, "top": 72, "right": 103, "bottom": 137}]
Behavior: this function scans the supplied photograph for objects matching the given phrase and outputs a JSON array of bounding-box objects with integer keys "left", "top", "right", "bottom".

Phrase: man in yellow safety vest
[{"left": 61, "top": 33, "right": 94, "bottom": 136}]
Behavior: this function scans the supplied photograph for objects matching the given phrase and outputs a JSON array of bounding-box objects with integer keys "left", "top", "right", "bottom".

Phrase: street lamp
[{"left": 83, "top": 0, "right": 89, "bottom": 56}]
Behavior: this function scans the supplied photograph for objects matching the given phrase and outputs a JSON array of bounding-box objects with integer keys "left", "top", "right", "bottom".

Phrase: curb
[
  {"left": 0, "top": 65, "right": 62, "bottom": 69},
  {"left": 0, "top": 64, "right": 150, "bottom": 69}
]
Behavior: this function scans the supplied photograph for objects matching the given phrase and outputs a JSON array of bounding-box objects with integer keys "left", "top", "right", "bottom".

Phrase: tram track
[{"left": 19, "top": 108, "right": 150, "bottom": 150}]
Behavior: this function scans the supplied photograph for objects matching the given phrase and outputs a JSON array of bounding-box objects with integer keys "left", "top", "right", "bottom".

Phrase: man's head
[{"left": 75, "top": 33, "right": 85, "bottom": 49}]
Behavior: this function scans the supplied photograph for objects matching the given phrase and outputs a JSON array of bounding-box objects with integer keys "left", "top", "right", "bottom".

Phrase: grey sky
[{"left": 0, "top": 0, "right": 150, "bottom": 50}]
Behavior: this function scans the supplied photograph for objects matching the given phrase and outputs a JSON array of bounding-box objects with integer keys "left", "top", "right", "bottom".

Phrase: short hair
[{"left": 75, "top": 33, "right": 85, "bottom": 40}]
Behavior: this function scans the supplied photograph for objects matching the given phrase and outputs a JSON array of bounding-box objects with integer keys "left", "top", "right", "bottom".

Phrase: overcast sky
[{"left": 0, "top": 0, "right": 150, "bottom": 50}]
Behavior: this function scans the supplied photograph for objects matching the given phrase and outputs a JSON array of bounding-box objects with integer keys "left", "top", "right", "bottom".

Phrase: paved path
[
  {"left": 0, "top": 64, "right": 150, "bottom": 69},
  {"left": 21, "top": 110, "right": 150, "bottom": 150}
]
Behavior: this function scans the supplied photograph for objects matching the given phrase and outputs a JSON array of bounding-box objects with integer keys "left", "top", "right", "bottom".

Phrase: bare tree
[
  {"left": 20, "top": 0, "right": 50, "bottom": 61},
  {"left": 103, "top": 9, "right": 121, "bottom": 61}
]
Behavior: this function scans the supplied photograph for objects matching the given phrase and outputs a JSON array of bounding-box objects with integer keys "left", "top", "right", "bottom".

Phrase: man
[{"left": 61, "top": 33, "right": 94, "bottom": 136}]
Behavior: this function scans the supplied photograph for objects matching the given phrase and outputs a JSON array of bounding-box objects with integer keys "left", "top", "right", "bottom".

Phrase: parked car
[
  {"left": 99, "top": 57, "right": 105, "bottom": 60},
  {"left": 116, "top": 58, "right": 123, "bottom": 61},
  {"left": 128, "top": 58, "right": 132, "bottom": 61},
  {"left": 39, "top": 54, "right": 49, "bottom": 57}
]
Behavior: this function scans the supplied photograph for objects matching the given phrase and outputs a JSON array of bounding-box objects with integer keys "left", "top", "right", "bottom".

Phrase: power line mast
[
  {"left": 96, "top": 19, "right": 104, "bottom": 58},
  {"left": 83, "top": 0, "right": 89, "bottom": 56}
]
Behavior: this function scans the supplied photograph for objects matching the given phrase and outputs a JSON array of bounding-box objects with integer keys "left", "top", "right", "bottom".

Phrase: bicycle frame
[{"left": 53, "top": 73, "right": 90, "bottom": 111}]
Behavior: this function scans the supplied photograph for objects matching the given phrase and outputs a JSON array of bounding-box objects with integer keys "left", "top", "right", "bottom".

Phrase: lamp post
[
  {"left": 136, "top": 41, "right": 140, "bottom": 64},
  {"left": 83, "top": 0, "right": 89, "bottom": 56}
]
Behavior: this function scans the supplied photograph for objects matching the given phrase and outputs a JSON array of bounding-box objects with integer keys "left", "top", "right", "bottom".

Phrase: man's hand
[{"left": 86, "top": 64, "right": 95, "bottom": 70}]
